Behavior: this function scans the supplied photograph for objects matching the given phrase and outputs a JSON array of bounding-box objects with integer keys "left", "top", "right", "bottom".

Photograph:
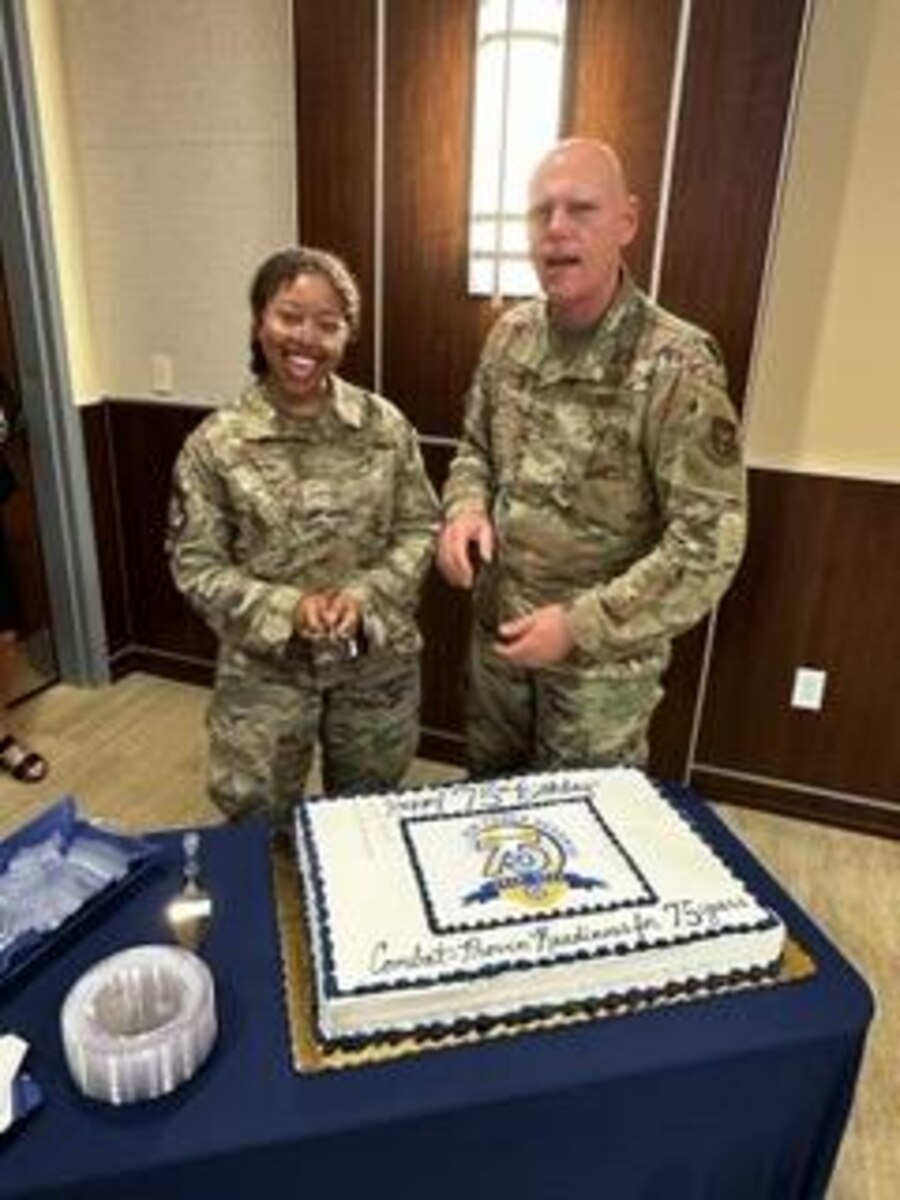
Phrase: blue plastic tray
[{"left": 0, "top": 796, "right": 161, "bottom": 989}]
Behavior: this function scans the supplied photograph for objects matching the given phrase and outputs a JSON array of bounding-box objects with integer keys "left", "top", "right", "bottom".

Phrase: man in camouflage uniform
[
  {"left": 438, "top": 140, "right": 745, "bottom": 776},
  {"left": 168, "top": 248, "right": 438, "bottom": 826}
]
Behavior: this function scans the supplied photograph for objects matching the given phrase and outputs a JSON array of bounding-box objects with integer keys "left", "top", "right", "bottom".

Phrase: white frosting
[{"left": 295, "top": 768, "right": 785, "bottom": 1043}]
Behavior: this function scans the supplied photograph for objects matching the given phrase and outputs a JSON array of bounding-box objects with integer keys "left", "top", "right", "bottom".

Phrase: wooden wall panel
[
  {"left": 660, "top": 0, "right": 807, "bottom": 404},
  {"left": 382, "top": 0, "right": 494, "bottom": 436},
  {"left": 80, "top": 404, "right": 129, "bottom": 655},
  {"left": 566, "top": 0, "right": 680, "bottom": 287},
  {"left": 82, "top": 402, "right": 216, "bottom": 672},
  {"left": 419, "top": 441, "right": 469, "bottom": 763},
  {"left": 112, "top": 404, "right": 215, "bottom": 663},
  {"left": 643, "top": 0, "right": 807, "bottom": 777},
  {"left": 295, "top": 0, "right": 377, "bottom": 389},
  {"left": 647, "top": 622, "right": 709, "bottom": 779},
  {"left": 696, "top": 471, "right": 900, "bottom": 804}
]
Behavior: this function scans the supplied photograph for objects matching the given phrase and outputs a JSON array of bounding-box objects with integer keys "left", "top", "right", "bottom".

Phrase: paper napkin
[{"left": 1, "top": 1033, "right": 41, "bottom": 1134}]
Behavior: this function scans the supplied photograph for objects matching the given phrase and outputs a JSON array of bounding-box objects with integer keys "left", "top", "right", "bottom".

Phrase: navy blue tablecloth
[{"left": 0, "top": 789, "right": 873, "bottom": 1200}]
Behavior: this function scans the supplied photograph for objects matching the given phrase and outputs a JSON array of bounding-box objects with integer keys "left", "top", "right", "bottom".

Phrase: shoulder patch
[{"left": 704, "top": 416, "right": 740, "bottom": 466}]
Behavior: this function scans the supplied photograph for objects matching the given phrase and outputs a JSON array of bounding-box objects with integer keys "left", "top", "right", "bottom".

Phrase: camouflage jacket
[
  {"left": 168, "top": 378, "right": 439, "bottom": 659},
  {"left": 442, "top": 275, "right": 747, "bottom": 660}
]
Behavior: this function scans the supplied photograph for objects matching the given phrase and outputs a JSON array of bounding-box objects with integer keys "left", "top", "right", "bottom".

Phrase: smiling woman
[
  {"left": 256, "top": 285, "right": 349, "bottom": 412},
  {"left": 249, "top": 248, "right": 358, "bottom": 417},
  {"left": 167, "top": 245, "right": 440, "bottom": 829}
]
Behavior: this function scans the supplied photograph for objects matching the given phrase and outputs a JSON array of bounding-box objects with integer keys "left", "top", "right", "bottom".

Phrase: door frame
[{"left": 0, "top": 1, "right": 108, "bottom": 685}]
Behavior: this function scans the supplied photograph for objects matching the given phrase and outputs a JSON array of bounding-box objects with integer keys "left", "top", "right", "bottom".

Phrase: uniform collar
[
  {"left": 546, "top": 268, "right": 640, "bottom": 344},
  {"left": 238, "top": 375, "right": 364, "bottom": 436},
  {"left": 508, "top": 270, "right": 646, "bottom": 383}
]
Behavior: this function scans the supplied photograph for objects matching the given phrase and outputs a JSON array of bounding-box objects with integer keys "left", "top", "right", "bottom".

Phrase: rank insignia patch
[{"left": 705, "top": 416, "right": 740, "bottom": 466}]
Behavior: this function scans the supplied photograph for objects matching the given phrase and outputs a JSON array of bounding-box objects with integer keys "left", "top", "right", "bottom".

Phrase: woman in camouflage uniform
[{"left": 168, "top": 248, "right": 438, "bottom": 827}]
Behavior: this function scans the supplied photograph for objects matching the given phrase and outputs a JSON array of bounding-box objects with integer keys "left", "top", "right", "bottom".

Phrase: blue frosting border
[{"left": 294, "top": 773, "right": 782, "bottom": 1016}]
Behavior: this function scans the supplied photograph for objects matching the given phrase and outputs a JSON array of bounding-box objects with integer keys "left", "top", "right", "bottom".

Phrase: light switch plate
[
  {"left": 151, "top": 354, "right": 174, "bottom": 395},
  {"left": 791, "top": 667, "right": 827, "bottom": 711}
]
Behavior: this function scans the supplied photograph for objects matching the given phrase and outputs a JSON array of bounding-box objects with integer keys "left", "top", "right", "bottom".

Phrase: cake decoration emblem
[{"left": 464, "top": 818, "right": 605, "bottom": 909}]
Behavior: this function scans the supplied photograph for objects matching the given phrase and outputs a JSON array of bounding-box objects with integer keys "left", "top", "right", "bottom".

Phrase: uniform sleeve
[
  {"left": 567, "top": 342, "right": 747, "bottom": 656},
  {"left": 441, "top": 328, "right": 506, "bottom": 520},
  {"left": 343, "top": 420, "right": 440, "bottom": 650},
  {"left": 166, "top": 428, "right": 301, "bottom": 656}
]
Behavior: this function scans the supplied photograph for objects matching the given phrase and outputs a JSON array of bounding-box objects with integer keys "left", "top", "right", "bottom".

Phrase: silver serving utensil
[{"left": 165, "top": 831, "right": 212, "bottom": 952}]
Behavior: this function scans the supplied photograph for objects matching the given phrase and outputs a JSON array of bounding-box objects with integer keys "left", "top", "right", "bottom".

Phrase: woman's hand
[{"left": 295, "top": 590, "right": 361, "bottom": 640}]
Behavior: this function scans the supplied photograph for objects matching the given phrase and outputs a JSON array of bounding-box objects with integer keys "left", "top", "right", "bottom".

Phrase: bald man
[{"left": 438, "top": 139, "right": 746, "bottom": 776}]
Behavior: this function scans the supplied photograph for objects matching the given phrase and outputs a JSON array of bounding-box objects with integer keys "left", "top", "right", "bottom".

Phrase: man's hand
[
  {"left": 295, "top": 590, "right": 361, "bottom": 640},
  {"left": 436, "top": 511, "right": 495, "bottom": 589},
  {"left": 494, "top": 604, "right": 575, "bottom": 668}
]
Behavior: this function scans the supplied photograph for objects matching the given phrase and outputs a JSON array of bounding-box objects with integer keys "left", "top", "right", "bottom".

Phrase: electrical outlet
[
  {"left": 151, "top": 353, "right": 174, "bottom": 395},
  {"left": 791, "top": 667, "right": 827, "bottom": 711}
]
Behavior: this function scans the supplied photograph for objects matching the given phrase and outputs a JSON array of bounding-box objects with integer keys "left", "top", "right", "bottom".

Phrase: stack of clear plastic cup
[{"left": 60, "top": 944, "right": 217, "bottom": 1104}]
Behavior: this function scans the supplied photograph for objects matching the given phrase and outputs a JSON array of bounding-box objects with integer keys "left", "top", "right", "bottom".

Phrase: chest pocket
[
  {"left": 576, "top": 404, "right": 655, "bottom": 534},
  {"left": 490, "top": 375, "right": 588, "bottom": 498},
  {"left": 492, "top": 373, "right": 645, "bottom": 513},
  {"left": 230, "top": 439, "right": 395, "bottom": 560}
]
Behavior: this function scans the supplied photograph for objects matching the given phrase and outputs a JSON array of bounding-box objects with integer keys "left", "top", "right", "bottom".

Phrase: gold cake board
[{"left": 270, "top": 845, "right": 816, "bottom": 1075}]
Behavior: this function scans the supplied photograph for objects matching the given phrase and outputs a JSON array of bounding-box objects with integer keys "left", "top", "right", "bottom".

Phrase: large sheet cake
[{"left": 293, "top": 768, "right": 785, "bottom": 1047}]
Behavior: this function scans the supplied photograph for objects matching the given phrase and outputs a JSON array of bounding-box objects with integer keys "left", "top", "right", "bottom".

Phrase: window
[{"left": 468, "top": 0, "right": 568, "bottom": 300}]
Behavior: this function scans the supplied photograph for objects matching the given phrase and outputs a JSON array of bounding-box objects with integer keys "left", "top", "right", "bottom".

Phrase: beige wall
[
  {"left": 28, "top": 0, "right": 296, "bottom": 405},
  {"left": 26, "top": 0, "right": 99, "bottom": 399},
  {"left": 746, "top": 0, "right": 899, "bottom": 482}
]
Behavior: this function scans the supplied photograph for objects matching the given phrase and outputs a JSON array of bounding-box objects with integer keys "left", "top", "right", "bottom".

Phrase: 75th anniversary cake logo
[{"left": 463, "top": 816, "right": 607, "bottom": 909}]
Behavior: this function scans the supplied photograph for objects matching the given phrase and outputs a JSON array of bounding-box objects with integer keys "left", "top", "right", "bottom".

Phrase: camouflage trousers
[
  {"left": 465, "top": 625, "right": 669, "bottom": 778},
  {"left": 207, "top": 643, "right": 421, "bottom": 828}
]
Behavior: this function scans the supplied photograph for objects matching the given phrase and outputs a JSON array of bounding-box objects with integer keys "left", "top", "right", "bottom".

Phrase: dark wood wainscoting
[
  {"left": 418, "top": 441, "right": 468, "bottom": 763},
  {"left": 81, "top": 401, "right": 215, "bottom": 683},
  {"left": 692, "top": 469, "right": 900, "bottom": 835},
  {"left": 82, "top": 401, "right": 900, "bottom": 835}
]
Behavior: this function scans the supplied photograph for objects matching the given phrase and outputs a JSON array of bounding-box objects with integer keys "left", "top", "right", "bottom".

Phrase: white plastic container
[{"left": 61, "top": 944, "right": 217, "bottom": 1104}]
